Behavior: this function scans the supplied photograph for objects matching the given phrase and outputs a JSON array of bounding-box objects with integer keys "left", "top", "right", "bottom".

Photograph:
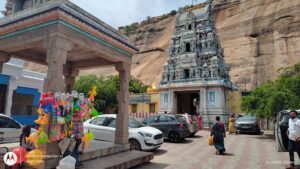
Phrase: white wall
[{"left": 2, "top": 58, "right": 45, "bottom": 115}]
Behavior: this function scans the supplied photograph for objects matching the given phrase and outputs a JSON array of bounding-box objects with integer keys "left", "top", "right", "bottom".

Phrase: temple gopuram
[{"left": 158, "top": 0, "right": 233, "bottom": 127}]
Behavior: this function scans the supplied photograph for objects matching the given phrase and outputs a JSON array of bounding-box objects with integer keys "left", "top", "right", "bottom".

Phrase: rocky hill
[
  {"left": 25, "top": 0, "right": 300, "bottom": 90},
  {"left": 213, "top": 0, "right": 300, "bottom": 90}
]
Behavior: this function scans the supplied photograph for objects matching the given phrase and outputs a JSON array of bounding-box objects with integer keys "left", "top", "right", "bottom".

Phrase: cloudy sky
[{"left": 0, "top": 0, "right": 205, "bottom": 28}]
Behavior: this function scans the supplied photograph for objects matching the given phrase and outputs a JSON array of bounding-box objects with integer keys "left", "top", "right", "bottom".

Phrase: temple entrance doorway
[{"left": 176, "top": 91, "right": 199, "bottom": 115}]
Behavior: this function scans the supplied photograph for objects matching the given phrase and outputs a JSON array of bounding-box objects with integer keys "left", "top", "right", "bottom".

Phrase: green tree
[
  {"left": 74, "top": 75, "right": 149, "bottom": 113},
  {"left": 129, "top": 76, "right": 149, "bottom": 94},
  {"left": 241, "top": 62, "right": 300, "bottom": 118}
]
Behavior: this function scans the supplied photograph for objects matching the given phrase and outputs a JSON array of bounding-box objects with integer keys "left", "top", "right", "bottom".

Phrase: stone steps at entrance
[
  {"left": 79, "top": 140, "right": 129, "bottom": 162},
  {"left": 82, "top": 150, "right": 154, "bottom": 169},
  {"left": 21, "top": 140, "right": 153, "bottom": 169}
]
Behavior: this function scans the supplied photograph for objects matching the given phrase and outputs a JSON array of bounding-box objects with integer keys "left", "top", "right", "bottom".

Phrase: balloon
[
  {"left": 90, "top": 106, "right": 99, "bottom": 117},
  {"left": 26, "top": 132, "right": 38, "bottom": 148},
  {"left": 37, "top": 131, "right": 50, "bottom": 145},
  {"left": 44, "top": 103, "right": 54, "bottom": 114},
  {"left": 87, "top": 132, "right": 94, "bottom": 141},
  {"left": 26, "top": 149, "right": 44, "bottom": 166},
  {"left": 12, "top": 147, "right": 27, "bottom": 164},
  {"left": 82, "top": 132, "right": 94, "bottom": 152},
  {"left": 66, "top": 114, "right": 71, "bottom": 123},
  {"left": 88, "top": 86, "right": 97, "bottom": 102},
  {"left": 35, "top": 111, "right": 49, "bottom": 125}
]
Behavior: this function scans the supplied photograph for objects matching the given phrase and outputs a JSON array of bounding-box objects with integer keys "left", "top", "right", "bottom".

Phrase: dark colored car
[
  {"left": 275, "top": 110, "right": 300, "bottom": 152},
  {"left": 142, "top": 114, "right": 190, "bottom": 142},
  {"left": 235, "top": 115, "right": 261, "bottom": 134}
]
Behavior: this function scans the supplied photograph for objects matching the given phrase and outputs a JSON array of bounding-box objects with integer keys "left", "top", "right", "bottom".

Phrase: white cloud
[{"left": 0, "top": 0, "right": 206, "bottom": 28}]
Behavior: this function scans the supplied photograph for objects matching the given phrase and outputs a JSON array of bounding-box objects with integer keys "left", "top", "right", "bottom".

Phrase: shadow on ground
[
  {"left": 189, "top": 135, "right": 203, "bottom": 138},
  {"left": 221, "top": 153, "right": 235, "bottom": 156},
  {"left": 132, "top": 162, "right": 169, "bottom": 169},
  {"left": 152, "top": 149, "right": 168, "bottom": 156},
  {"left": 178, "top": 139, "right": 194, "bottom": 144},
  {"left": 236, "top": 132, "right": 263, "bottom": 136},
  {"left": 252, "top": 135, "right": 275, "bottom": 140},
  {"left": 163, "top": 139, "right": 194, "bottom": 144}
]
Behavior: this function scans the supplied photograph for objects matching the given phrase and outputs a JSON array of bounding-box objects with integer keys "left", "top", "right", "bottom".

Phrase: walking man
[{"left": 287, "top": 110, "right": 300, "bottom": 169}]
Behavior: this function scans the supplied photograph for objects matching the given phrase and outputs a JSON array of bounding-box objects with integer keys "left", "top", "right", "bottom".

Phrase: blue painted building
[{"left": 0, "top": 58, "right": 45, "bottom": 125}]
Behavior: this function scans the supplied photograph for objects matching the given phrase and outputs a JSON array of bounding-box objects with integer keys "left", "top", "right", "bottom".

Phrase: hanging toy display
[{"left": 27, "top": 89, "right": 96, "bottom": 165}]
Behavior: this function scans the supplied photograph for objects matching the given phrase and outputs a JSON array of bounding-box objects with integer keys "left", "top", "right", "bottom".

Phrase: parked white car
[
  {"left": 83, "top": 114, "right": 163, "bottom": 151},
  {"left": 0, "top": 114, "right": 33, "bottom": 143}
]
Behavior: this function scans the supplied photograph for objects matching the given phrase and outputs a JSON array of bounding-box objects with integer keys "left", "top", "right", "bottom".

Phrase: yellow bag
[{"left": 208, "top": 136, "right": 214, "bottom": 146}]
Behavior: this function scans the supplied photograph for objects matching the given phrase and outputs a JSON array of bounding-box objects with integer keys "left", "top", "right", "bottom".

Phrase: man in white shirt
[{"left": 287, "top": 110, "right": 300, "bottom": 169}]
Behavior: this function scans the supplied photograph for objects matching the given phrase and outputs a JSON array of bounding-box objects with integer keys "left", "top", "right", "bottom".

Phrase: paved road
[{"left": 134, "top": 130, "right": 291, "bottom": 169}]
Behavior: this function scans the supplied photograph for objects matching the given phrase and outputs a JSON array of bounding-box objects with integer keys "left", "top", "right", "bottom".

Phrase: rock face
[
  {"left": 213, "top": 0, "right": 300, "bottom": 89},
  {"left": 80, "top": 15, "right": 177, "bottom": 85},
  {"left": 24, "top": 0, "right": 300, "bottom": 89}
]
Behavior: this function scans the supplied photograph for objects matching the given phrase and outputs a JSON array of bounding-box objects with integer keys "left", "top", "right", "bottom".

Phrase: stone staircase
[
  {"left": 19, "top": 140, "right": 153, "bottom": 169},
  {"left": 82, "top": 150, "right": 154, "bottom": 169}
]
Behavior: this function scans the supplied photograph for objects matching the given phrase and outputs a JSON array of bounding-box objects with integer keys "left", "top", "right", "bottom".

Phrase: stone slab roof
[{"left": 0, "top": 0, "right": 138, "bottom": 52}]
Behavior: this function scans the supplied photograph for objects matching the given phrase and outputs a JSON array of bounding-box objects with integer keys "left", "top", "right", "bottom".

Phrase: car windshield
[
  {"left": 236, "top": 116, "right": 256, "bottom": 122},
  {"left": 108, "top": 117, "right": 145, "bottom": 128},
  {"left": 175, "top": 115, "right": 186, "bottom": 122}
]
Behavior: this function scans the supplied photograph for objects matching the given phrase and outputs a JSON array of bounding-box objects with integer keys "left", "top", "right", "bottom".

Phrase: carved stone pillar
[
  {"left": 43, "top": 36, "right": 73, "bottom": 92},
  {"left": 64, "top": 67, "right": 79, "bottom": 93},
  {"left": 115, "top": 62, "right": 130, "bottom": 144},
  {"left": 200, "top": 88, "right": 209, "bottom": 127},
  {"left": 42, "top": 36, "right": 73, "bottom": 167}
]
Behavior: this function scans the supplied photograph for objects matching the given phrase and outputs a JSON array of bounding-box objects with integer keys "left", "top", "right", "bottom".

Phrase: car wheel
[
  {"left": 257, "top": 129, "right": 261, "bottom": 135},
  {"left": 169, "top": 132, "right": 180, "bottom": 143},
  {"left": 189, "top": 133, "right": 196, "bottom": 137},
  {"left": 129, "top": 139, "right": 141, "bottom": 151}
]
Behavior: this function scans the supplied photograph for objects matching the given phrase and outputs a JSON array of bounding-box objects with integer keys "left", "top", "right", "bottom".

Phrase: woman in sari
[
  {"left": 228, "top": 114, "right": 236, "bottom": 134},
  {"left": 211, "top": 116, "right": 226, "bottom": 155}
]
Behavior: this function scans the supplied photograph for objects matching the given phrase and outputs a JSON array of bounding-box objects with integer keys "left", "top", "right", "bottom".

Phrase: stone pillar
[
  {"left": 43, "top": 36, "right": 73, "bottom": 92},
  {"left": 171, "top": 91, "right": 177, "bottom": 114},
  {"left": 42, "top": 36, "right": 73, "bottom": 168},
  {"left": 200, "top": 88, "right": 207, "bottom": 113},
  {"left": 200, "top": 87, "right": 209, "bottom": 127},
  {"left": 115, "top": 62, "right": 130, "bottom": 144},
  {"left": 64, "top": 67, "right": 79, "bottom": 93}
]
